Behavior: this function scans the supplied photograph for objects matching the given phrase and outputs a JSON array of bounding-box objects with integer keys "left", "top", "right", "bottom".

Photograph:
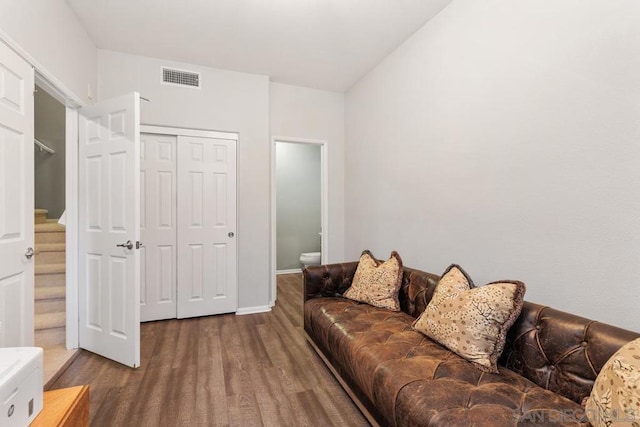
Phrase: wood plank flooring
[{"left": 49, "top": 273, "right": 369, "bottom": 426}]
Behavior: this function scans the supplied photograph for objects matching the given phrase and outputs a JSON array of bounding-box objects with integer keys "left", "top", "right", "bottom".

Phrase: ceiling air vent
[{"left": 161, "top": 67, "right": 201, "bottom": 88}]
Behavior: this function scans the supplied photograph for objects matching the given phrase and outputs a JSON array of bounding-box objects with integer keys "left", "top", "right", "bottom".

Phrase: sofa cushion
[
  {"left": 305, "top": 297, "right": 587, "bottom": 426},
  {"left": 343, "top": 250, "right": 403, "bottom": 311},
  {"left": 584, "top": 337, "right": 640, "bottom": 426},
  {"left": 413, "top": 264, "right": 525, "bottom": 373}
]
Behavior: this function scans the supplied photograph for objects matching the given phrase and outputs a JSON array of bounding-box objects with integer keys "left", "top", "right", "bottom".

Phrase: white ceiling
[{"left": 65, "top": 0, "right": 453, "bottom": 92}]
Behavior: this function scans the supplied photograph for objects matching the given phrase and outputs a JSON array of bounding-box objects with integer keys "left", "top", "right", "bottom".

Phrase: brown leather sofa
[{"left": 303, "top": 262, "right": 639, "bottom": 427}]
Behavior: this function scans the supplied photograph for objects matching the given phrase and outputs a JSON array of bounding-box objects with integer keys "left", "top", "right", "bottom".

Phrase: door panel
[
  {"left": 0, "top": 41, "right": 34, "bottom": 347},
  {"left": 140, "top": 133, "right": 177, "bottom": 322},
  {"left": 177, "top": 137, "right": 236, "bottom": 318},
  {"left": 78, "top": 93, "right": 140, "bottom": 367}
]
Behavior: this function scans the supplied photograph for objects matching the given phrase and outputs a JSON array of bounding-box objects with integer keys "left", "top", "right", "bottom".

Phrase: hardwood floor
[{"left": 49, "top": 273, "right": 369, "bottom": 426}]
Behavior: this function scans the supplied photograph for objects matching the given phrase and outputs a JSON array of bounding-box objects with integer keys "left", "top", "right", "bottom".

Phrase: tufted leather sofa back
[
  {"left": 303, "top": 262, "right": 640, "bottom": 404},
  {"left": 303, "top": 262, "right": 441, "bottom": 314},
  {"left": 500, "top": 301, "right": 639, "bottom": 403}
]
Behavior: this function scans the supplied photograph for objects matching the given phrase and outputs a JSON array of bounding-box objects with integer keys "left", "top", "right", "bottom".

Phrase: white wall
[
  {"left": 0, "top": 0, "right": 97, "bottom": 104},
  {"left": 276, "top": 142, "right": 321, "bottom": 270},
  {"left": 346, "top": 0, "right": 640, "bottom": 332},
  {"left": 35, "top": 87, "right": 66, "bottom": 218},
  {"left": 270, "top": 83, "right": 345, "bottom": 263},
  {"left": 98, "top": 50, "right": 270, "bottom": 311}
]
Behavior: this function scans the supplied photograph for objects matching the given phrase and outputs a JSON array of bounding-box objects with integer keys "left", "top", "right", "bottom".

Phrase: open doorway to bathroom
[
  {"left": 34, "top": 84, "right": 75, "bottom": 385},
  {"left": 271, "top": 138, "right": 328, "bottom": 305},
  {"left": 276, "top": 141, "right": 321, "bottom": 272}
]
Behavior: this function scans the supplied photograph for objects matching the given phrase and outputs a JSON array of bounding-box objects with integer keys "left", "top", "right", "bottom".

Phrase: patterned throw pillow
[
  {"left": 412, "top": 264, "right": 525, "bottom": 373},
  {"left": 585, "top": 337, "right": 640, "bottom": 427},
  {"left": 343, "top": 250, "right": 403, "bottom": 311}
]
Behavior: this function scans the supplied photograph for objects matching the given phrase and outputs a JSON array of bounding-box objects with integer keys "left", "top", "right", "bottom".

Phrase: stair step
[
  {"left": 35, "top": 221, "right": 65, "bottom": 244},
  {"left": 36, "top": 243, "right": 66, "bottom": 252},
  {"left": 35, "top": 286, "right": 65, "bottom": 301},
  {"left": 35, "top": 298, "right": 65, "bottom": 314},
  {"left": 35, "top": 311, "right": 66, "bottom": 330},
  {"left": 35, "top": 273, "right": 65, "bottom": 288},
  {"left": 35, "top": 250, "right": 66, "bottom": 265},
  {"left": 35, "top": 263, "right": 65, "bottom": 275},
  {"left": 34, "top": 221, "right": 65, "bottom": 233},
  {"left": 35, "top": 209, "right": 48, "bottom": 224},
  {"left": 35, "top": 327, "right": 65, "bottom": 347},
  {"left": 35, "top": 232, "right": 65, "bottom": 244}
]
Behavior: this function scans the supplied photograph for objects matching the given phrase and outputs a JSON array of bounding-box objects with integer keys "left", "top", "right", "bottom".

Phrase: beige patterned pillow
[
  {"left": 413, "top": 264, "right": 525, "bottom": 373},
  {"left": 585, "top": 337, "right": 640, "bottom": 427},
  {"left": 343, "top": 250, "right": 403, "bottom": 311}
]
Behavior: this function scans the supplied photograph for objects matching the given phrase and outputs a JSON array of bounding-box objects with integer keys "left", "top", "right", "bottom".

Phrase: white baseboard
[
  {"left": 276, "top": 268, "right": 302, "bottom": 275},
  {"left": 236, "top": 305, "right": 272, "bottom": 316}
]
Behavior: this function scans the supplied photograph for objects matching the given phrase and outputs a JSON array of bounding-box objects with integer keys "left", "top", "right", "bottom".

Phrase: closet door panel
[
  {"left": 177, "top": 136, "right": 237, "bottom": 318},
  {"left": 140, "top": 133, "right": 177, "bottom": 321}
]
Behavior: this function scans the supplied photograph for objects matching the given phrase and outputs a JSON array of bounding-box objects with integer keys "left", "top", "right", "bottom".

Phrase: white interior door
[
  {"left": 177, "top": 136, "right": 237, "bottom": 318},
  {"left": 78, "top": 93, "right": 140, "bottom": 367},
  {"left": 140, "top": 133, "right": 177, "bottom": 322},
  {"left": 0, "top": 42, "right": 34, "bottom": 347}
]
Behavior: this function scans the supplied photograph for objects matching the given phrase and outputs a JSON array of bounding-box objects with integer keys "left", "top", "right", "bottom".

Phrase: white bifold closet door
[
  {"left": 140, "top": 133, "right": 237, "bottom": 321},
  {"left": 140, "top": 133, "right": 177, "bottom": 322},
  {"left": 177, "top": 136, "right": 237, "bottom": 318}
]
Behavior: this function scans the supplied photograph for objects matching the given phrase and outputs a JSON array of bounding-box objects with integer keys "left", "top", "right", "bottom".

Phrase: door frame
[
  {"left": 141, "top": 124, "right": 240, "bottom": 318},
  {"left": 141, "top": 125, "right": 237, "bottom": 141},
  {"left": 33, "top": 88, "right": 81, "bottom": 350},
  {"left": 35, "top": 78, "right": 81, "bottom": 351},
  {"left": 65, "top": 108, "right": 79, "bottom": 348},
  {"left": 270, "top": 137, "right": 328, "bottom": 306}
]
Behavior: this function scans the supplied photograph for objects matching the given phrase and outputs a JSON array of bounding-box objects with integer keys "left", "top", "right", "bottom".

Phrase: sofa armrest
[{"left": 303, "top": 262, "right": 359, "bottom": 301}]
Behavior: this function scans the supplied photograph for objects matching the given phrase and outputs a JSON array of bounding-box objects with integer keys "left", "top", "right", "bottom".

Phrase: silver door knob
[
  {"left": 228, "top": 232, "right": 234, "bottom": 238},
  {"left": 25, "top": 247, "right": 35, "bottom": 259},
  {"left": 117, "top": 240, "right": 134, "bottom": 250}
]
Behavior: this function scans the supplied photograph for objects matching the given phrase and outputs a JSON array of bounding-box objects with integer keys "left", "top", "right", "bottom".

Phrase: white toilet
[{"left": 299, "top": 252, "right": 321, "bottom": 268}]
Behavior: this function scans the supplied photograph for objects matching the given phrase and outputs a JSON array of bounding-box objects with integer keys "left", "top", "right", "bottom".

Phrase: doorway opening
[
  {"left": 33, "top": 83, "right": 77, "bottom": 384},
  {"left": 271, "top": 137, "right": 328, "bottom": 305}
]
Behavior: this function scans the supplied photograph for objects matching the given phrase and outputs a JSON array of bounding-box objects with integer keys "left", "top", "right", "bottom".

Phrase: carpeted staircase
[{"left": 34, "top": 210, "right": 66, "bottom": 348}]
